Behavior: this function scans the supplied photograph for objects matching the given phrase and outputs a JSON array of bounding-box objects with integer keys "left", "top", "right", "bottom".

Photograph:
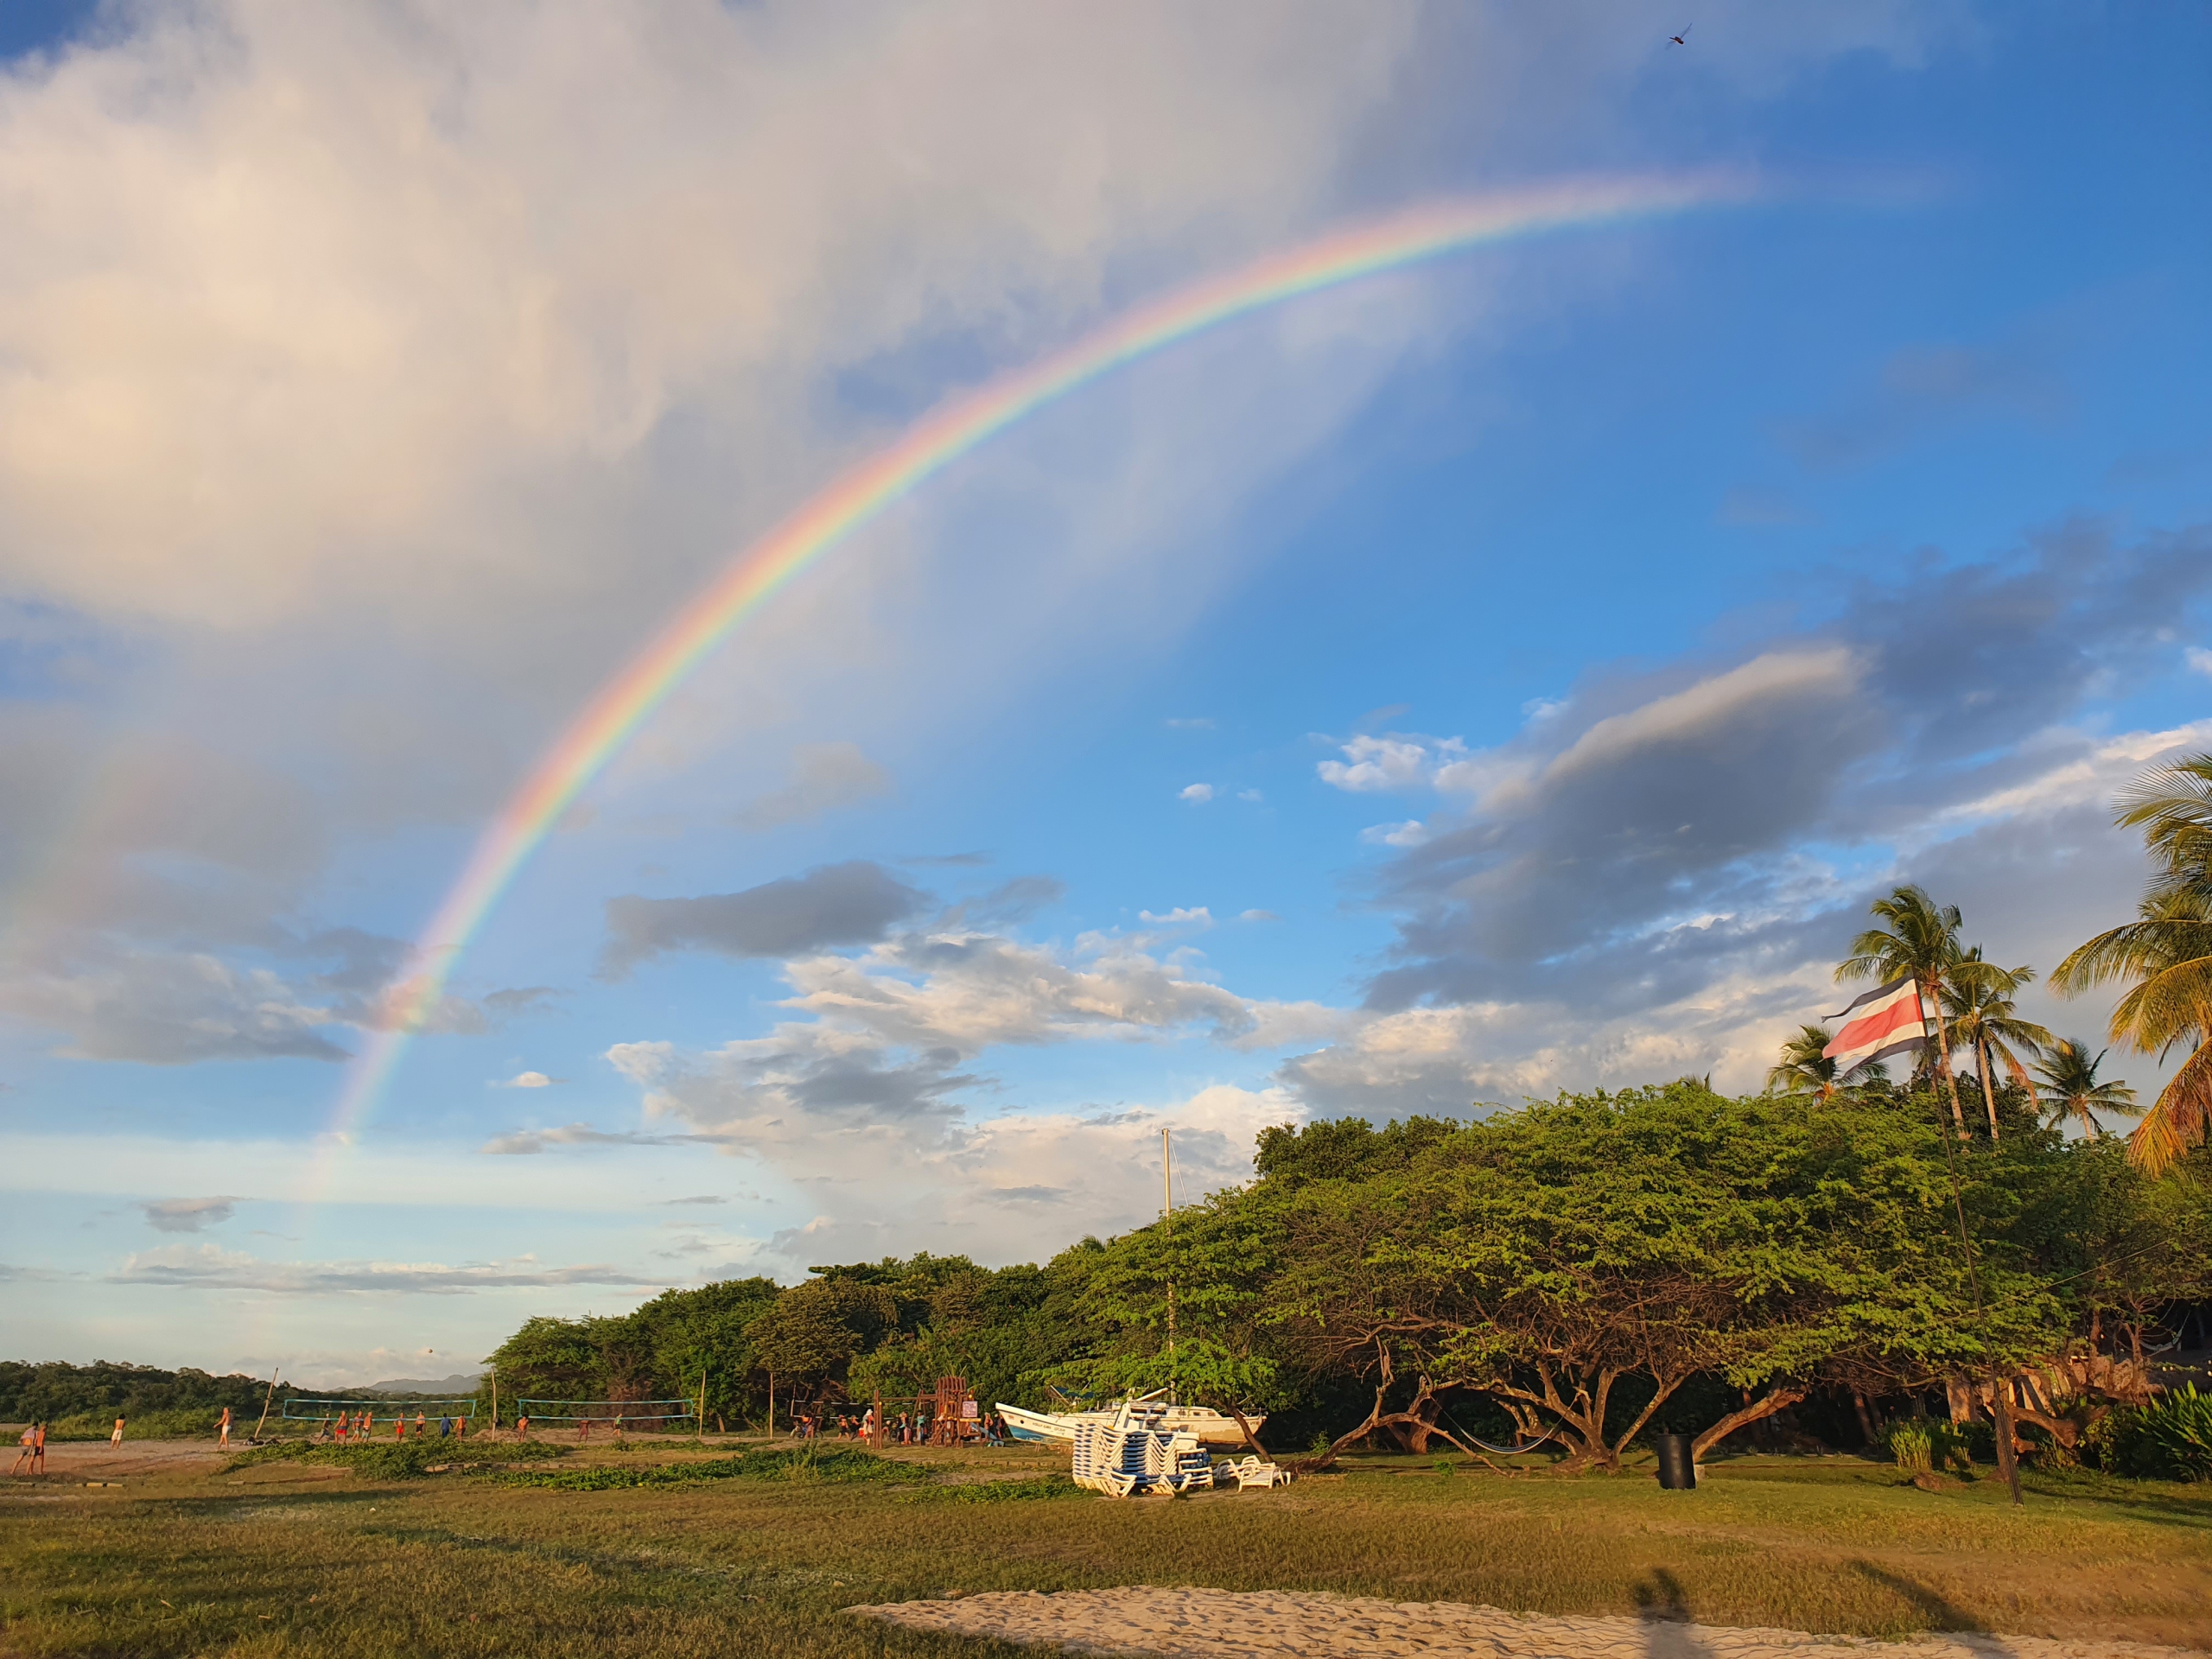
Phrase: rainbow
[{"left": 321, "top": 170, "right": 1753, "bottom": 1145}]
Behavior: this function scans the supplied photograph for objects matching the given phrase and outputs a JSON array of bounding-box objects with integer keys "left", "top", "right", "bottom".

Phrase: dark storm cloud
[
  {"left": 1363, "top": 523, "right": 2212, "bottom": 1015},
  {"left": 600, "top": 860, "right": 930, "bottom": 975}
]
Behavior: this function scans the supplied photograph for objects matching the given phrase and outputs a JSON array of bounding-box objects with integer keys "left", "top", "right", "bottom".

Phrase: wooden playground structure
[{"left": 864, "top": 1376, "right": 986, "bottom": 1448}]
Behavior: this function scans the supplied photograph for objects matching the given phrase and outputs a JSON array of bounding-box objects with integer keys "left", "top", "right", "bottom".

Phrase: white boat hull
[{"left": 996, "top": 1400, "right": 1262, "bottom": 1447}]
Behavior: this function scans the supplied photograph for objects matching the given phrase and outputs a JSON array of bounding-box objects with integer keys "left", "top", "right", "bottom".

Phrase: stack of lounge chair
[{"left": 1069, "top": 1410, "right": 1215, "bottom": 1497}]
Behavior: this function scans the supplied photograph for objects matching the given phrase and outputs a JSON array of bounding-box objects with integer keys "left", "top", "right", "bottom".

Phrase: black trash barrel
[{"left": 1652, "top": 1433, "right": 1696, "bottom": 1491}]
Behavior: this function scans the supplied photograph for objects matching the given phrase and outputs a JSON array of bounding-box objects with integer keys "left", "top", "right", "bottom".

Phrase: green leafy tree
[
  {"left": 2031, "top": 1039, "right": 2139, "bottom": 1140},
  {"left": 1942, "top": 950, "right": 2052, "bottom": 1144},
  {"left": 2055, "top": 754, "right": 2212, "bottom": 1173}
]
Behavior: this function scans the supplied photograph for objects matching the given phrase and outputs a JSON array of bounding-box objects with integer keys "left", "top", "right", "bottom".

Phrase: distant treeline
[
  {"left": 0, "top": 1360, "right": 288, "bottom": 1436},
  {"left": 480, "top": 1079, "right": 2212, "bottom": 1470}
]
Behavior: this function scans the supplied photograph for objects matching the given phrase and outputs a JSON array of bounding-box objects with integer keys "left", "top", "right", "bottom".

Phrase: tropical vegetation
[{"left": 2055, "top": 753, "right": 2212, "bottom": 1174}]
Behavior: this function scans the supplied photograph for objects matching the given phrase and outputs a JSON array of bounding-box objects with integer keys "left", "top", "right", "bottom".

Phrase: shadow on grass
[
  {"left": 1847, "top": 1561, "right": 2005, "bottom": 1648},
  {"left": 1633, "top": 1568, "right": 1717, "bottom": 1659}
]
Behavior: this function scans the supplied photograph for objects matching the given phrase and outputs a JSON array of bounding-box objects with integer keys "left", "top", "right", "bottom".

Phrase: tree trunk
[
  {"left": 1930, "top": 984, "right": 1967, "bottom": 1139},
  {"left": 1979, "top": 1039, "right": 2001, "bottom": 1144},
  {"left": 1852, "top": 1390, "right": 1878, "bottom": 1448},
  {"left": 1692, "top": 1384, "right": 1808, "bottom": 1463}
]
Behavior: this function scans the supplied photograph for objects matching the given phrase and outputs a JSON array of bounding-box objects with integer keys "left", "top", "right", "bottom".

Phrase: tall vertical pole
[
  {"left": 1163, "top": 1128, "right": 1176, "bottom": 1398},
  {"left": 1917, "top": 979, "right": 2021, "bottom": 1506},
  {"left": 251, "top": 1367, "right": 281, "bottom": 1443}
]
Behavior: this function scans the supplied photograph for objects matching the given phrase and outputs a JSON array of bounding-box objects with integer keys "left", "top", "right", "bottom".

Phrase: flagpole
[{"left": 1915, "top": 977, "right": 2023, "bottom": 1506}]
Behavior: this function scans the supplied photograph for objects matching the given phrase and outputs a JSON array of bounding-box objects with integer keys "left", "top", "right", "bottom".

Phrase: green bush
[
  {"left": 2100, "top": 1384, "right": 2212, "bottom": 1482},
  {"left": 1885, "top": 1421, "right": 1933, "bottom": 1474}
]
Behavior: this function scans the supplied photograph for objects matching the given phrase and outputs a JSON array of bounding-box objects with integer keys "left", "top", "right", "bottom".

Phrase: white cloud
[
  {"left": 2187, "top": 646, "right": 2212, "bottom": 678},
  {"left": 495, "top": 1070, "right": 557, "bottom": 1089},
  {"left": 1237, "top": 788, "right": 1263, "bottom": 803},
  {"left": 1238, "top": 909, "right": 1278, "bottom": 923},
  {"left": 1316, "top": 734, "right": 1435, "bottom": 791},
  {"left": 1179, "top": 783, "right": 1215, "bottom": 803},
  {"left": 1361, "top": 820, "right": 1430, "bottom": 848},
  {"left": 1137, "top": 906, "right": 1212, "bottom": 927}
]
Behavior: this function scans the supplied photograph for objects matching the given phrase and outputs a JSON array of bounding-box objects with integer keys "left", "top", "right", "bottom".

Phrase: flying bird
[{"left": 1669, "top": 24, "right": 1692, "bottom": 46}]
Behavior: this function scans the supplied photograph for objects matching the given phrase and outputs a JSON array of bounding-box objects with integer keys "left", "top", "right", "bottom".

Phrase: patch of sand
[{"left": 849, "top": 1588, "right": 2202, "bottom": 1659}]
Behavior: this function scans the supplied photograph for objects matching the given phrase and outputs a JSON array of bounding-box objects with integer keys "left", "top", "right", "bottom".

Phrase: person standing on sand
[
  {"left": 110, "top": 1416, "right": 124, "bottom": 1447},
  {"left": 219, "top": 1407, "right": 232, "bottom": 1448},
  {"left": 515, "top": 1414, "right": 530, "bottom": 1441},
  {"left": 30, "top": 1424, "right": 43, "bottom": 1475},
  {"left": 11, "top": 1425, "right": 32, "bottom": 1475}
]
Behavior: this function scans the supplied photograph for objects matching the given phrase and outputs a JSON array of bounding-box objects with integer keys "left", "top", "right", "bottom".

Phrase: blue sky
[{"left": 2, "top": 2, "right": 2208, "bottom": 1385}]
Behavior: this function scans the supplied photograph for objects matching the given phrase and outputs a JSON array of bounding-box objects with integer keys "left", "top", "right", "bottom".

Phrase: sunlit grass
[{"left": 3, "top": 1440, "right": 2208, "bottom": 1656}]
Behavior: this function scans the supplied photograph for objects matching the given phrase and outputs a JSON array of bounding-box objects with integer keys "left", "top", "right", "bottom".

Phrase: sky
[{"left": 1, "top": 1, "right": 2209, "bottom": 1389}]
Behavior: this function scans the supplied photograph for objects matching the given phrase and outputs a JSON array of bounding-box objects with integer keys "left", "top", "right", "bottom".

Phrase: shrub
[
  {"left": 1885, "top": 1421, "right": 1933, "bottom": 1475},
  {"left": 2101, "top": 1384, "right": 2212, "bottom": 1482}
]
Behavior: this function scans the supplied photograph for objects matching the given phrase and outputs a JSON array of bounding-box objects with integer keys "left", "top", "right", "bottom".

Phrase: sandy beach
[{"left": 849, "top": 1587, "right": 2205, "bottom": 1659}]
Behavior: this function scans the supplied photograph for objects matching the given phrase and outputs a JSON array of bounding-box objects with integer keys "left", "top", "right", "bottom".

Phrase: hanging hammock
[{"left": 1442, "top": 1406, "right": 1560, "bottom": 1456}]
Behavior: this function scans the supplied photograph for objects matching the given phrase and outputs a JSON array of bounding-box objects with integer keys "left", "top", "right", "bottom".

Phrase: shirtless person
[
  {"left": 218, "top": 1407, "right": 232, "bottom": 1448},
  {"left": 11, "top": 1425, "right": 32, "bottom": 1476},
  {"left": 110, "top": 1416, "right": 125, "bottom": 1447}
]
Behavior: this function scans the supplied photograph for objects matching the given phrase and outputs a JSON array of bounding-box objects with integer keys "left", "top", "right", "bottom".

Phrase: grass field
[{"left": 3, "top": 1434, "right": 2209, "bottom": 1657}]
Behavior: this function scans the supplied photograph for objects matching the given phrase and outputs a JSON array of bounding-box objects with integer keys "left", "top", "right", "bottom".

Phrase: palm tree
[
  {"left": 1838, "top": 885, "right": 1992, "bottom": 1139},
  {"left": 1941, "top": 950, "right": 2052, "bottom": 1144},
  {"left": 2054, "top": 754, "right": 2212, "bottom": 1175},
  {"left": 2029, "top": 1039, "right": 2138, "bottom": 1139},
  {"left": 1767, "top": 1026, "right": 1839, "bottom": 1101},
  {"left": 1767, "top": 1025, "right": 1889, "bottom": 1102}
]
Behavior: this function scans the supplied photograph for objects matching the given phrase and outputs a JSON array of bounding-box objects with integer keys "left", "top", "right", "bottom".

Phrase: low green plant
[
  {"left": 2101, "top": 1383, "right": 2212, "bottom": 1482},
  {"left": 1885, "top": 1422, "right": 1933, "bottom": 1475},
  {"left": 493, "top": 1456, "right": 749, "bottom": 1491}
]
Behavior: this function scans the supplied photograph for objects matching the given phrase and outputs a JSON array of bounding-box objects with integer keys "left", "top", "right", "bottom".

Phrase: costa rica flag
[{"left": 1822, "top": 976, "right": 1928, "bottom": 1072}]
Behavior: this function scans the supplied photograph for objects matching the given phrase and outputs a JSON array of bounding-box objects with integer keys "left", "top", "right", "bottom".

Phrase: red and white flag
[{"left": 1822, "top": 976, "right": 1928, "bottom": 1073}]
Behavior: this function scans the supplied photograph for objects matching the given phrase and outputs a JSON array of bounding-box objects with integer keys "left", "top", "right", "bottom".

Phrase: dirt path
[{"left": 850, "top": 1587, "right": 2204, "bottom": 1659}]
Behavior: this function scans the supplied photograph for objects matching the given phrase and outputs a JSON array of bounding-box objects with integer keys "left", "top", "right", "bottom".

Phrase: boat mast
[{"left": 1163, "top": 1127, "right": 1176, "bottom": 1401}]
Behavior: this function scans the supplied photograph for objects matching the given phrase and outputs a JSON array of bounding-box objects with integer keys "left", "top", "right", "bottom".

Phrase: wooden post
[
  {"left": 872, "top": 1388, "right": 885, "bottom": 1452},
  {"left": 251, "top": 1367, "right": 281, "bottom": 1443},
  {"left": 698, "top": 1369, "right": 708, "bottom": 1441},
  {"left": 767, "top": 1371, "right": 774, "bottom": 1437},
  {"left": 491, "top": 1366, "right": 499, "bottom": 1433}
]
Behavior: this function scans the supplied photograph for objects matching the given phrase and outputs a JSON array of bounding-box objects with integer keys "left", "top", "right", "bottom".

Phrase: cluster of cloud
[
  {"left": 1291, "top": 528, "right": 2212, "bottom": 1113},
  {"left": 111, "top": 1244, "right": 663, "bottom": 1295}
]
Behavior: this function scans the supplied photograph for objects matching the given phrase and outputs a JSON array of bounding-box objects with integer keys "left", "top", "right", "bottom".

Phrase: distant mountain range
[{"left": 363, "top": 1372, "right": 485, "bottom": 1395}]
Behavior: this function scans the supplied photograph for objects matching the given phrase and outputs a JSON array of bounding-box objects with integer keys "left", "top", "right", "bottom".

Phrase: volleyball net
[
  {"left": 512, "top": 1398, "right": 697, "bottom": 1426},
  {"left": 282, "top": 1397, "right": 479, "bottom": 1423}
]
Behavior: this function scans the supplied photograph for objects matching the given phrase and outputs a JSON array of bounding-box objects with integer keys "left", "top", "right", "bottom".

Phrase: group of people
[
  {"left": 797, "top": 1406, "right": 1011, "bottom": 1446},
  {"left": 320, "top": 1408, "right": 464, "bottom": 1443}
]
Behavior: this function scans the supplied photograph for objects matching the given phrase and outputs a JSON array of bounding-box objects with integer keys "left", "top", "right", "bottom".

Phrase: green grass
[{"left": 3, "top": 1440, "right": 2209, "bottom": 1656}]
